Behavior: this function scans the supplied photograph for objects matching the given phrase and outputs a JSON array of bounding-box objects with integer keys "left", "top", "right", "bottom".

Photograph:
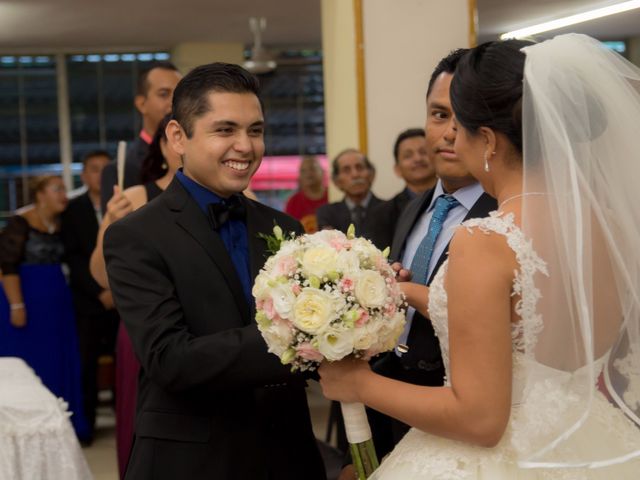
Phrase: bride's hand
[
  {"left": 318, "top": 358, "right": 371, "bottom": 403},
  {"left": 399, "top": 282, "right": 430, "bottom": 318}
]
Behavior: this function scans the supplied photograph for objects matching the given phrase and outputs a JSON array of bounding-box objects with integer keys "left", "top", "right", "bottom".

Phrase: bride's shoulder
[
  {"left": 461, "top": 210, "right": 521, "bottom": 235},
  {"left": 448, "top": 212, "right": 519, "bottom": 274}
]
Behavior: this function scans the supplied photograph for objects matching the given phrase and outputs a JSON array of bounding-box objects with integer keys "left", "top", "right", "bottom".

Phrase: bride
[{"left": 318, "top": 34, "right": 640, "bottom": 478}]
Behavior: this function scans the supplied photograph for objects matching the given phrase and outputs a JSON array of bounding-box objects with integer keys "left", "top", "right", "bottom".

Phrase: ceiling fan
[{"left": 243, "top": 17, "right": 277, "bottom": 74}]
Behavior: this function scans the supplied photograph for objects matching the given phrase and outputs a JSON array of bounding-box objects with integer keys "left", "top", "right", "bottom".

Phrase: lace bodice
[
  {"left": 371, "top": 211, "right": 640, "bottom": 479},
  {"left": 428, "top": 211, "right": 548, "bottom": 391}
]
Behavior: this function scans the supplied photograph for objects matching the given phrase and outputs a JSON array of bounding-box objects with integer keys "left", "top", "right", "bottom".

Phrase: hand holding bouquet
[{"left": 253, "top": 225, "right": 407, "bottom": 478}]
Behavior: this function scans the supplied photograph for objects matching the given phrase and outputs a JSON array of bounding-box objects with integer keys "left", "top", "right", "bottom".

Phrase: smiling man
[{"left": 103, "top": 63, "right": 325, "bottom": 480}]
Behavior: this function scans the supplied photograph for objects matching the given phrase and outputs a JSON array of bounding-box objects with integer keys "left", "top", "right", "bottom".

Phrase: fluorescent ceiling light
[{"left": 501, "top": 0, "right": 640, "bottom": 39}]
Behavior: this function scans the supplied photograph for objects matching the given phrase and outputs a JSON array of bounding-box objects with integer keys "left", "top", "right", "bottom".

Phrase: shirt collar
[
  {"left": 345, "top": 191, "right": 373, "bottom": 211},
  {"left": 427, "top": 180, "right": 485, "bottom": 213},
  {"left": 176, "top": 169, "right": 224, "bottom": 215}
]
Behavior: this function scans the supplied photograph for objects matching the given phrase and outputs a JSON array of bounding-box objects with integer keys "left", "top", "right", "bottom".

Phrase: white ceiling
[
  {"left": 477, "top": 0, "right": 640, "bottom": 42},
  {"left": 1, "top": 0, "right": 639, "bottom": 54}
]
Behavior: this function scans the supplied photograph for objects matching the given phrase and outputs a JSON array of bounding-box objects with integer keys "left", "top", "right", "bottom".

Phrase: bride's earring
[{"left": 483, "top": 150, "right": 496, "bottom": 173}]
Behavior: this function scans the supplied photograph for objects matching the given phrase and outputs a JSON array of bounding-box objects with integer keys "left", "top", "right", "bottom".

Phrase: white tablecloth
[{"left": 0, "top": 357, "right": 92, "bottom": 480}]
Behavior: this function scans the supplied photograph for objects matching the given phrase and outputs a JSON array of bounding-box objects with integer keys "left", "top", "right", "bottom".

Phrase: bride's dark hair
[{"left": 450, "top": 40, "right": 533, "bottom": 154}]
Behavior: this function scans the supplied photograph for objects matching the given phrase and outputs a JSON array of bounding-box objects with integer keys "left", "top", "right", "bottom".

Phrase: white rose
[
  {"left": 269, "top": 283, "right": 296, "bottom": 319},
  {"left": 261, "top": 321, "right": 294, "bottom": 357},
  {"left": 353, "top": 323, "right": 377, "bottom": 350},
  {"left": 336, "top": 249, "right": 360, "bottom": 275},
  {"left": 277, "top": 240, "right": 299, "bottom": 257},
  {"left": 354, "top": 270, "right": 387, "bottom": 308},
  {"left": 316, "top": 325, "right": 355, "bottom": 361},
  {"left": 301, "top": 246, "right": 338, "bottom": 279},
  {"left": 351, "top": 238, "right": 382, "bottom": 264},
  {"left": 372, "top": 312, "right": 406, "bottom": 352},
  {"left": 309, "top": 229, "right": 346, "bottom": 246},
  {"left": 292, "top": 288, "right": 335, "bottom": 334},
  {"left": 252, "top": 272, "right": 273, "bottom": 300}
]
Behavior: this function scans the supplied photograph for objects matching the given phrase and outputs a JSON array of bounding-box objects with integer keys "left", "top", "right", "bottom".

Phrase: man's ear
[
  {"left": 166, "top": 119, "right": 186, "bottom": 156},
  {"left": 134, "top": 94, "right": 146, "bottom": 115}
]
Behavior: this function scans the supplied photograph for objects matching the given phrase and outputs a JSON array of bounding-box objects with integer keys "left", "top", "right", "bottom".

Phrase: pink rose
[
  {"left": 356, "top": 309, "right": 369, "bottom": 327},
  {"left": 341, "top": 278, "right": 354, "bottom": 292},
  {"left": 296, "top": 342, "right": 324, "bottom": 362},
  {"left": 263, "top": 297, "right": 276, "bottom": 319},
  {"left": 292, "top": 284, "right": 302, "bottom": 295},
  {"left": 330, "top": 238, "right": 348, "bottom": 251},
  {"left": 385, "top": 303, "right": 397, "bottom": 315},
  {"left": 275, "top": 255, "right": 297, "bottom": 276}
]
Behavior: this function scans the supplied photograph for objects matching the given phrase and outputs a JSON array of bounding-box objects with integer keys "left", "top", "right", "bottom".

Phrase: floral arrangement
[{"left": 253, "top": 225, "right": 406, "bottom": 371}]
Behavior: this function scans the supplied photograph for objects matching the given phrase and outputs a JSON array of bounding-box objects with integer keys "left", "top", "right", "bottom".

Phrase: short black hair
[
  {"left": 426, "top": 48, "right": 469, "bottom": 98},
  {"left": 331, "top": 148, "right": 375, "bottom": 178},
  {"left": 393, "top": 128, "right": 425, "bottom": 164},
  {"left": 172, "top": 62, "right": 261, "bottom": 138},
  {"left": 82, "top": 149, "right": 111, "bottom": 168},
  {"left": 136, "top": 61, "right": 179, "bottom": 96}
]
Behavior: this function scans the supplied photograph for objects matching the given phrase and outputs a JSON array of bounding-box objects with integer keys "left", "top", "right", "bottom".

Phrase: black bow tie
[{"left": 207, "top": 196, "right": 246, "bottom": 230}]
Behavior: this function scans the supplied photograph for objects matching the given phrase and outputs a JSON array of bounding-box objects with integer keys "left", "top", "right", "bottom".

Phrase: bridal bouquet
[
  {"left": 253, "top": 225, "right": 406, "bottom": 371},
  {"left": 253, "top": 225, "right": 406, "bottom": 479}
]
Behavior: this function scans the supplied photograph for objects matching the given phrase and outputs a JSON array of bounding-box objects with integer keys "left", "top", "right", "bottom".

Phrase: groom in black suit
[
  {"left": 359, "top": 50, "right": 497, "bottom": 465},
  {"left": 104, "top": 63, "right": 325, "bottom": 480}
]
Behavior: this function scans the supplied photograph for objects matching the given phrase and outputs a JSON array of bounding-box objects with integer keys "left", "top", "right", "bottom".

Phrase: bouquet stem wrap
[{"left": 340, "top": 402, "right": 379, "bottom": 479}]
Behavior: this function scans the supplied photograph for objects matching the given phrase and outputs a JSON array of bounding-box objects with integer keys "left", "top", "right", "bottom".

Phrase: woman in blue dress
[{"left": 0, "top": 175, "right": 90, "bottom": 442}]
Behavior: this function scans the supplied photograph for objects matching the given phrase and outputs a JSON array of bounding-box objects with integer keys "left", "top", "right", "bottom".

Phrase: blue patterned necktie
[{"left": 410, "top": 195, "right": 460, "bottom": 285}]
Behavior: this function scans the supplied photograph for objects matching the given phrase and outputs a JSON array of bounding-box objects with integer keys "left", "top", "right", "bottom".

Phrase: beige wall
[
  {"left": 170, "top": 42, "right": 244, "bottom": 74},
  {"left": 363, "top": 0, "right": 470, "bottom": 199},
  {"left": 321, "top": 0, "right": 472, "bottom": 201},
  {"left": 321, "top": 0, "right": 361, "bottom": 201}
]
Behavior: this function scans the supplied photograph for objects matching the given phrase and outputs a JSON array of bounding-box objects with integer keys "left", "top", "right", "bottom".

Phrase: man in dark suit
[
  {"left": 316, "top": 149, "right": 382, "bottom": 240},
  {"left": 369, "top": 128, "right": 436, "bottom": 250},
  {"left": 100, "top": 62, "right": 182, "bottom": 213},
  {"left": 338, "top": 51, "right": 497, "bottom": 480},
  {"left": 104, "top": 63, "right": 325, "bottom": 480},
  {"left": 61, "top": 150, "right": 119, "bottom": 443}
]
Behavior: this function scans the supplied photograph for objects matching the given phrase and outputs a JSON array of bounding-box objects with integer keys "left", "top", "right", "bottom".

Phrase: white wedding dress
[{"left": 371, "top": 213, "right": 640, "bottom": 480}]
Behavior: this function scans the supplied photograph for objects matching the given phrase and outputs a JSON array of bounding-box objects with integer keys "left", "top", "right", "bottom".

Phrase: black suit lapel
[
  {"left": 338, "top": 201, "right": 352, "bottom": 233},
  {"left": 245, "top": 199, "right": 272, "bottom": 283},
  {"left": 165, "top": 180, "right": 251, "bottom": 325},
  {"left": 80, "top": 193, "right": 99, "bottom": 238},
  {"left": 390, "top": 189, "right": 434, "bottom": 262},
  {"left": 245, "top": 199, "right": 278, "bottom": 321}
]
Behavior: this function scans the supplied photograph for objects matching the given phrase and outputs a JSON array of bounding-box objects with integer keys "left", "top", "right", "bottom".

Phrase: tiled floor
[{"left": 83, "top": 384, "right": 334, "bottom": 479}]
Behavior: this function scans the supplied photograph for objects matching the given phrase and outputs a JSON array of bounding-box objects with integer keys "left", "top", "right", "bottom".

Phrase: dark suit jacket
[
  {"left": 100, "top": 136, "right": 149, "bottom": 214},
  {"left": 61, "top": 192, "right": 108, "bottom": 316},
  {"left": 369, "top": 187, "right": 497, "bottom": 457},
  {"left": 316, "top": 194, "right": 382, "bottom": 241},
  {"left": 368, "top": 188, "right": 414, "bottom": 250},
  {"left": 104, "top": 178, "right": 325, "bottom": 480}
]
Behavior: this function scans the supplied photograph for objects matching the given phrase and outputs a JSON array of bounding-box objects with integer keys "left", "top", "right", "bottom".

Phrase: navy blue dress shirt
[{"left": 176, "top": 169, "right": 252, "bottom": 302}]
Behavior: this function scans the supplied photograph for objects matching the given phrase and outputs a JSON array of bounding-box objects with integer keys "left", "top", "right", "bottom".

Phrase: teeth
[{"left": 225, "top": 161, "right": 249, "bottom": 171}]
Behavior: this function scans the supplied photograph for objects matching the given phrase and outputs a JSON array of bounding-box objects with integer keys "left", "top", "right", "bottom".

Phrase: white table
[{"left": 0, "top": 357, "right": 93, "bottom": 480}]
